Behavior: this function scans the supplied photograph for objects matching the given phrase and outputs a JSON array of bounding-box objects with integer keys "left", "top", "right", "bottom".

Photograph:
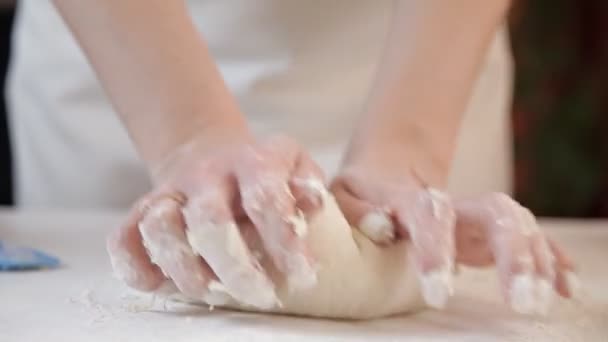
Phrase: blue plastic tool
[{"left": 0, "top": 240, "right": 61, "bottom": 270}]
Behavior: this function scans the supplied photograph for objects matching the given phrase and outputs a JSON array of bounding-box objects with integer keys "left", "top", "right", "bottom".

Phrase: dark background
[
  {"left": 510, "top": 0, "right": 608, "bottom": 217},
  {"left": 0, "top": 3, "right": 13, "bottom": 206},
  {"left": 0, "top": 2, "right": 606, "bottom": 217}
]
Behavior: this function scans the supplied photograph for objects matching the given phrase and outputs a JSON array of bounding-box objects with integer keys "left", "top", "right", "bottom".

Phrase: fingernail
[
  {"left": 420, "top": 267, "right": 454, "bottom": 309},
  {"left": 509, "top": 274, "right": 536, "bottom": 314},
  {"left": 301, "top": 177, "right": 327, "bottom": 196},
  {"left": 359, "top": 211, "right": 395, "bottom": 244},
  {"left": 565, "top": 271, "right": 581, "bottom": 298},
  {"left": 293, "top": 177, "right": 328, "bottom": 206},
  {"left": 535, "top": 278, "right": 554, "bottom": 315}
]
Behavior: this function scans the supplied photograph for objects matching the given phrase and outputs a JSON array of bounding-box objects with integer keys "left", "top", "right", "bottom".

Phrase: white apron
[{"left": 7, "top": 0, "right": 513, "bottom": 209}]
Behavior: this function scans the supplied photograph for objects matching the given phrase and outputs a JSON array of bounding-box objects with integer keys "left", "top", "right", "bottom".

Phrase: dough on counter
[{"left": 190, "top": 195, "right": 425, "bottom": 319}]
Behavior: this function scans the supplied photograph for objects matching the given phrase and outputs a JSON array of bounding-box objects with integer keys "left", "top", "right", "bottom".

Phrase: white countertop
[{"left": 1, "top": 210, "right": 607, "bottom": 341}]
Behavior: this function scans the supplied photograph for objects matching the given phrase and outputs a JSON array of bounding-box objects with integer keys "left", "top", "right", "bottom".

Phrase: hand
[
  {"left": 107, "top": 135, "right": 326, "bottom": 309},
  {"left": 331, "top": 165, "right": 457, "bottom": 310},
  {"left": 332, "top": 162, "right": 577, "bottom": 314},
  {"left": 454, "top": 193, "right": 578, "bottom": 314}
]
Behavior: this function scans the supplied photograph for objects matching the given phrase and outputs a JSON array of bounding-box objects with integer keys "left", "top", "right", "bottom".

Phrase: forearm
[
  {"left": 346, "top": 0, "right": 511, "bottom": 186},
  {"left": 53, "top": 0, "right": 249, "bottom": 166}
]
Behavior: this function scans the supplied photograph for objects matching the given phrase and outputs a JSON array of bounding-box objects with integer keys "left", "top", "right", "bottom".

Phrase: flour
[
  {"left": 358, "top": 211, "right": 395, "bottom": 244},
  {"left": 68, "top": 289, "right": 114, "bottom": 325},
  {"left": 508, "top": 291, "right": 608, "bottom": 341},
  {"left": 290, "top": 177, "right": 326, "bottom": 200},
  {"left": 509, "top": 274, "right": 537, "bottom": 314},
  {"left": 427, "top": 188, "right": 451, "bottom": 221},
  {"left": 287, "top": 212, "right": 308, "bottom": 238},
  {"left": 420, "top": 265, "right": 454, "bottom": 309},
  {"left": 508, "top": 268, "right": 558, "bottom": 316}
]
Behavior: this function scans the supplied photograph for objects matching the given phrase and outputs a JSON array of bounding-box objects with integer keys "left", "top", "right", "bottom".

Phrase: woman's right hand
[{"left": 106, "top": 134, "right": 326, "bottom": 309}]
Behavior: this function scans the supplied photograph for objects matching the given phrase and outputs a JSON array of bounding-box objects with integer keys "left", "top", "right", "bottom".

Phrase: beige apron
[{"left": 7, "top": 0, "right": 512, "bottom": 208}]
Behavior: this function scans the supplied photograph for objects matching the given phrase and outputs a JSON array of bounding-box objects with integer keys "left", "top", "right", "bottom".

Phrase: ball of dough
[{"left": 194, "top": 195, "right": 425, "bottom": 319}]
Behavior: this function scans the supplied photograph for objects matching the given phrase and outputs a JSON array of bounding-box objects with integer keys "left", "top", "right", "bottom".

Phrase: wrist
[
  {"left": 343, "top": 126, "right": 452, "bottom": 188},
  {"left": 147, "top": 116, "right": 253, "bottom": 182}
]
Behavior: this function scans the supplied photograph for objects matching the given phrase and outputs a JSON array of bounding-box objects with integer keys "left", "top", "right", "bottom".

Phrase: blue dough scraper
[{"left": 0, "top": 240, "right": 60, "bottom": 270}]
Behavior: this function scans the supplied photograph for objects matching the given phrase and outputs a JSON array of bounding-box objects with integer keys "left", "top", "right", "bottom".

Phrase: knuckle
[
  {"left": 150, "top": 199, "right": 180, "bottom": 219},
  {"left": 483, "top": 192, "right": 518, "bottom": 213},
  {"left": 237, "top": 150, "right": 287, "bottom": 179},
  {"left": 481, "top": 192, "right": 521, "bottom": 225},
  {"left": 265, "top": 134, "right": 296, "bottom": 149},
  {"left": 518, "top": 206, "right": 538, "bottom": 228},
  {"left": 425, "top": 188, "right": 455, "bottom": 226},
  {"left": 533, "top": 234, "right": 555, "bottom": 265},
  {"left": 240, "top": 185, "right": 268, "bottom": 214},
  {"left": 241, "top": 179, "right": 291, "bottom": 213},
  {"left": 182, "top": 194, "right": 224, "bottom": 225},
  {"left": 138, "top": 212, "right": 178, "bottom": 239},
  {"left": 297, "top": 156, "right": 325, "bottom": 180},
  {"left": 239, "top": 145, "right": 267, "bottom": 166},
  {"left": 486, "top": 192, "right": 514, "bottom": 205},
  {"left": 512, "top": 253, "right": 535, "bottom": 273},
  {"left": 193, "top": 159, "right": 221, "bottom": 175},
  {"left": 407, "top": 189, "right": 455, "bottom": 232}
]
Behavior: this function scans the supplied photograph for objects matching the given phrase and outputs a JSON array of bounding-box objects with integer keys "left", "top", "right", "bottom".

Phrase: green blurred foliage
[{"left": 510, "top": 0, "right": 608, "bottom": 217}]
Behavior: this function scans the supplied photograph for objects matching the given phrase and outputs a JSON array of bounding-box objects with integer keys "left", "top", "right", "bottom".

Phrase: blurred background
[
  {"left": 510, "top": 0, "right": 608, "bottom": 217},
  {"left": 0, "top": 1, "right": 605, "bottom": 217}
]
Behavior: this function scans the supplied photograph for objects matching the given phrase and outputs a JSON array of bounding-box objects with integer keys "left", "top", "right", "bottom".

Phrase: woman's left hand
[
  {"left": 454, "top": 193, "right": 577, "bottom": 314},
  {"left": 331, "top": 164, "right": 458, "bottom": 310},
  {"left": 331, "top": 163, "right": 577, "bottom": 315}
]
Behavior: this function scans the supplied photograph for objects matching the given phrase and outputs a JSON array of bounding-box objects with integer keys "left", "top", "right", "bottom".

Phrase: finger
[
  {"left": 547, "top": 237, "right": 579, "bottom": 298},
  {"left": 482, "top": 193, "right": 550, "bottom": 315},
  {"left": 238, "top": 174, "right": 318, "bottom": 292},
  {"left": 260, "top": 134, "right": 325, "bottom": 214},
  {"left": 490, "top": 222, "right": 536, "bottom": 314},
  {"left": 396, "top": 188, "right": 456, "bottom": 309},
  {"left": 513, "top": 209, "right": 554, "bottom": 316},
  {"left": 107, "top": 197, "right": 165, "bottom": 292},
  {"left": 183, "top": 190, "right": 278, "bottom": 309},
  {"left": 331, "top": 178, "right": 395, "bottom": 244},
  {"left": 138, "top": 197, "right": 231, "bottom": 305},
  {"left": 529, "top": 234, "right": 556, "bottom": 314},
  {"left": 236, "top": 143, "right": 318, "bottom": 293},
  {"left": 289, "top": 150, "right": 327, "bottom": 218},
  {"left": 488, "top": 201, "right": 536, "bottom": 313}
]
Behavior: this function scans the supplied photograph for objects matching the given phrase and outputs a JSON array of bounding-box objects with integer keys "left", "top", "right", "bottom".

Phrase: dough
[{"left": 192, "top": 195, "right": 425, "bottom": 319}]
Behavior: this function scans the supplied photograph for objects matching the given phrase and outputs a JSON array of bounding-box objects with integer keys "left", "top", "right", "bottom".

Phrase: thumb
[{"left": 330, "top": 179, "right": 396, "bottom": 244}]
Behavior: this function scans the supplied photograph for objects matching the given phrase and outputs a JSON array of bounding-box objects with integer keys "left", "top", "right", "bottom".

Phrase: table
[{"left": 1, "top": 210, "right": 607, "bottom": 341}]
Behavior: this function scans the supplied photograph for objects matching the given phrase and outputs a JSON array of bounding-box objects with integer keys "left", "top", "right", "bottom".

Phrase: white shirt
[{"left": 7, "top": 0, "right": 513, "bottom": 208}]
